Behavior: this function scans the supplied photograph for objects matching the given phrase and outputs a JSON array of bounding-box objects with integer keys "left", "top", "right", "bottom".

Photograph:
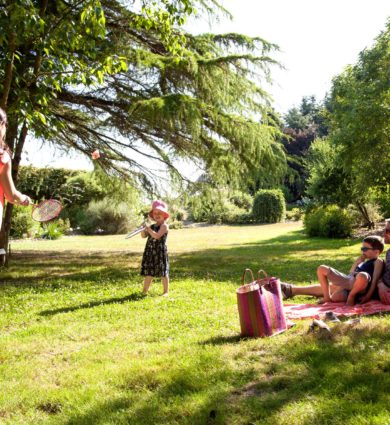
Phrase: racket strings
[{"left": 32, "top": 200, "right": 62, "bottom": 222}]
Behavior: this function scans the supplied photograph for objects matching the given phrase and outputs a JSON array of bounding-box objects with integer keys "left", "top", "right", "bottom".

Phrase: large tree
[
  {"left": 0, "top": 0, "right": 285, "bottom": 259},
  {"left": 326, "top": 19, "right": 390, "bottom": 223},
  {"left": 282, "top": 95, "right": 329, "bottom": 202}
]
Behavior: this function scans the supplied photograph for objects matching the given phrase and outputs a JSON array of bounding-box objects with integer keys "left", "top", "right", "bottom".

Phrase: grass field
[{"left": 1, "top": 222, "right": 390, "bottom": 424}]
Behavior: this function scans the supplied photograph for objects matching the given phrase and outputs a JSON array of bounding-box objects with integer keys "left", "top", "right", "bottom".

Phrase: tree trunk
[
  {"left": 0, "top": 32, "right": 16, "bottom": 109},
  {"left": 0, "top": 123, "right": 29, "bottom": 266},
  {"left": 0, "top": 0, "right": 48, "bottom": 266},
  {"left": 356, "top": 201, "right": 374, "bottom": 229}
]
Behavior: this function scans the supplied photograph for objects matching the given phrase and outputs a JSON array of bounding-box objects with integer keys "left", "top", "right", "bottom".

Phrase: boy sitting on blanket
[{"left": 281, "top": 235, "right": 384, "bottom": 306}]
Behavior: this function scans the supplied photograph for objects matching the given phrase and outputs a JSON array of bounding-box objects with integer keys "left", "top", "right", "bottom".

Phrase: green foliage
[
  {"left": 373, "top": 186, "right": 390, "bottom": 219},
  {"left": 327, "top": 20, "right": 390, "bottom": 201},
  {"left": 39, "top": 221, "right": 68, "bottom": 240},
  {"left": 1, "top": 0, "right": 286, "bottom": 195},
  {"left": 17, "top": 166, "right": 118, "bottom": 207},
  {"left": 284, "top": 95, "right": 329, "bottom": 137},
  {"left": 252, "top": 189, "right": 285, "bottom": 223},
  {"left": 304, "top": 205, "right": 353, "bottom": 238},
  {"left": 78, "top": 199, "right": 141, "bottom": 235},
  {"left": 305, "top": 139, "right": 384, "bottom": 228},
  {"left": 305, "top": 138, "right": 354, "bottom": 206},
  {"left": 16, "top": 166, "right": 143, "bottom": 231},
  {"left": 284, "top": 107, "right": 311, "bottom": 131},
  {"left": 17, "top": 167, "right": 79, "bottom": 203},
  {"left": 281, "top": 96, "right": 330, "bottom": 202},
  {"left": 189, "top": 187, "right": 252, "bottom": 224},
  {"left": 286, "top": 207, "right": 303, "bottom": 221},
  {"left": 168, "top": 220, "right": 183, "bottom": 229},
  {"left": 9, "top": 205, "right": 38, "bottom": 239},
  {"left": 348, "top": 204, "right": 383, "bottom": 229},
  {"left": 230, "top": 191, "right": 253, "bottom": 210},
  {"left": 0, "top": 0, "right": 194, "bottom": 132},
  {"left": 59, "top": 172, "right": 106, "bottom": 206}
]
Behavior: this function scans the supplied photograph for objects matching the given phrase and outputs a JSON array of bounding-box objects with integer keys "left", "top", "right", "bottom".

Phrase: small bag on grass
[{"left": 236, "top": 268, "right": 287, "bottom": 337}]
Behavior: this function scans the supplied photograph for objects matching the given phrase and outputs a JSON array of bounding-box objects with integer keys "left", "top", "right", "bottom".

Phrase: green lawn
[{"left": 1, "top": 223, "right": 390, "bottom": 425}]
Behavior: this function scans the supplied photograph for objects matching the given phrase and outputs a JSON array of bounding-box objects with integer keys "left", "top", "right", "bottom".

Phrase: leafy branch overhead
[{"left": 0, "top": 0, "right": 285, "bottom": 189}]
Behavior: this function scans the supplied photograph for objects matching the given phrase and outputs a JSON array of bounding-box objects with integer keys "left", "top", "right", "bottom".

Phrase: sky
[
  {"left": 198, "top": 0, "right": 390, "bottom": 113},
  {"left": 22, "top": 0, "right": 390, "bottom": 171}
]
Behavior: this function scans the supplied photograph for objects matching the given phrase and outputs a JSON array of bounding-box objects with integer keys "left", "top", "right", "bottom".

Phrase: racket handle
[
  {"left": 19, "top": 195, "right": 33, "bottom": 206},
  {"left": 125, "top": 226, "right": 146, "bottom": 239}
]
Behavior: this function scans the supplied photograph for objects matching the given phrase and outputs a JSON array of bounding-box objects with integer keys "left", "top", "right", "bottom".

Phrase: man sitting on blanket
[
  {"left": 281, "top": 235, "right": 384, "bottom": 306},
  {"left": 377, "top": 219, "right": 390, "bottom": 304}
]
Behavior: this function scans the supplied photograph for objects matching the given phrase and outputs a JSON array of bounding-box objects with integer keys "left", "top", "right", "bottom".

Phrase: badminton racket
[
  {"left": 31, "top": 199, "right": 63, "bottom": 222},
  {"left": 125, "top": 224, "right": 146, "bottom": 239}
]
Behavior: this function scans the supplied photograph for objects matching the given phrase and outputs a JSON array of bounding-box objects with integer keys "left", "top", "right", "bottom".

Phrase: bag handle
[
  {"left": 241, "top": 268, "right": 255, "bottom": 285},
  {"left": 257, "top": 269, "right": 268, "bottom": 280}
]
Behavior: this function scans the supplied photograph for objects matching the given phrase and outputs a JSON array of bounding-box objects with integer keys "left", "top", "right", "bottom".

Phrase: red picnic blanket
[{"left": 284, "top": 300, "right": 390, "bottom": 320}]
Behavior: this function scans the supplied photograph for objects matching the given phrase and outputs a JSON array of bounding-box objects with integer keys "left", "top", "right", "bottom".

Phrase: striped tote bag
[{"left": 237, "top": 269, "right": 287, "bottom": 337}]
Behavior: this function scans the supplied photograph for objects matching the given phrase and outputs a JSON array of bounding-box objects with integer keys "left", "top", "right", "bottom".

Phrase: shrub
[
  {"left": 226, "top": 212, "right": 254, "bottom": 224},
  {"left": 40, "top": 221, "right": 64, "bottom": 240},
  {"left": 304, "top": 205, "right": 353, "bottom": 238},
  {"left": 348, "top": 203, "right": 383, "bottom": 228},
  {"left": 286, "top": 207, "right": 303, "bottom": 221},
  {"left": 10, "top": 205, "right": 39, "bottom": 238},
  {"left": 167, "top": 204, "right": 186, "bottom": 222},
  {"left": 168, "top": 220, "right": 183, "bottom": 229},
  {"left": 78, "top": 199, "right": 141, "bottom": 235},
  {"left": 188, "top": 188, "right": 253, "bottom": 224},
  {"left": 252, "top": 189, "right": 286, "bottom": 223},
  {"left": 229, "top": 191, "right": 253, "bottom": 210},
  {"left": 374, "top": 188, "right": 390, "bottom": 220},
  {"left": 189, "top": 189, "right": 223, "bottom": 223}
]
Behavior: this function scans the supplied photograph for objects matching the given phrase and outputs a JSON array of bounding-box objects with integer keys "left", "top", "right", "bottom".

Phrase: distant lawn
[{"left": 1, "top": 223, "right": 389, "bottom": 424}]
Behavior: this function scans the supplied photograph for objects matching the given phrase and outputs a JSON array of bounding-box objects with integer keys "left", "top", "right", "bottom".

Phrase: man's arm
[{"left": 360, "top": 259, "right": 384, "bottom": 304}]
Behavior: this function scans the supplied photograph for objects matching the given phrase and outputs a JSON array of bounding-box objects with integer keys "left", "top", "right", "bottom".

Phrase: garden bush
[
  {"left": 304, "top": 205, "right": 353, "bottom": 238},
  {"left": 229, "top": 191, "right": 253, "bottom": 210},
  {"left": 39, "top": 221, "right": 64, "bottom": 240},
  {"left": 78, "top": 199, "right": 140, "bottom": 235},
  {"left": 189, "top": 189, "right": 251, "bottom": 224},
  {"left": 286, "top": 207, "right": 304, "bottom": 221},
  {"left": 10, "top": 205, "right": 38, "bottom": 238},
  {"left": 374, "top": 189, "right": 390, "bottom": 219},
  {"left": 348, "top": 203, "right": 383, "bottom": 228},
  {"left": 252, "top": 189, "right": 286, "bottom": 223}
]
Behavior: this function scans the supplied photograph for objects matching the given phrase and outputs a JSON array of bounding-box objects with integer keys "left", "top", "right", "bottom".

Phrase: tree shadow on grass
[
  {"left": 3, "top": 230, "right": 358, "bottom": 291},
  {"left": 227, "top": 323, "right": 390, "bottom": 424},
  {"left": 39, "top": 291, "right": 146, "bottom": 316},
  {"left": 63, "top": 354, "right": 258, "bottom": 425},
  {"left": 61, "top": 322, "right": 390, "bottom": 425},
  {"left": 200, "top": 334, "right": 242, "bottom": 345},
  {"left": 0, "top": 251, "right": 140, "bottom": 292},
  {"left": 170, "top": 230, "right": 358, "bottom": 284}
]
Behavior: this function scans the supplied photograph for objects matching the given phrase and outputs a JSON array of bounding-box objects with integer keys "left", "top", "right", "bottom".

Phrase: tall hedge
[{"left": 252, "top": 189, "right": 286, "bottom": 223}]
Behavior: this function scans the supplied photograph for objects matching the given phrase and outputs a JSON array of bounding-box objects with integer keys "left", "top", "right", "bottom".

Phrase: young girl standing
[{"left": 141, "top": 200, "right": 170, "bottom": 296}]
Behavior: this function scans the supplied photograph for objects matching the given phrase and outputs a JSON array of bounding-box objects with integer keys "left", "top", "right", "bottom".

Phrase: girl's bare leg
[
  {"left": 162, "top": 276, "right": 169, "bottom": 296},
  {"left": 143, "top": 276, "right": 153, "bottom": 293}
]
